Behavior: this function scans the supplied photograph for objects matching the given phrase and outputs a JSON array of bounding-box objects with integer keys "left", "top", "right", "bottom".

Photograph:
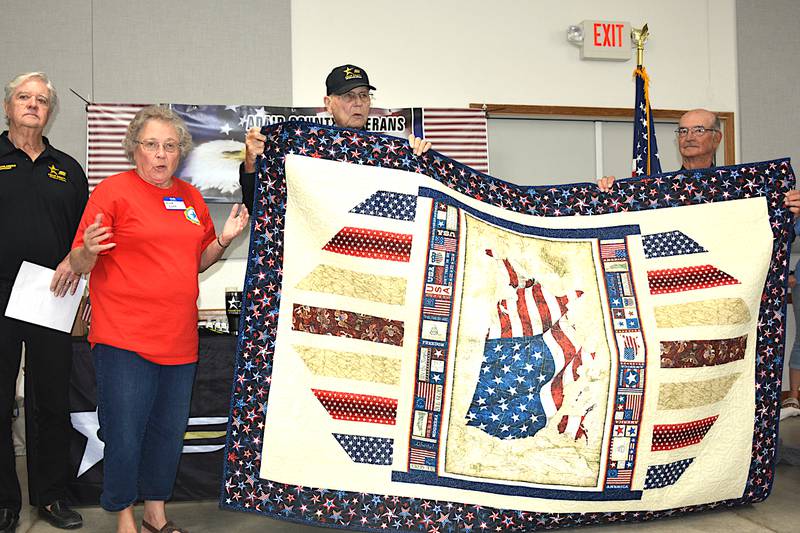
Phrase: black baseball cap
[{"left": 325, "top": 64, "right": 376, "bottom": 95}]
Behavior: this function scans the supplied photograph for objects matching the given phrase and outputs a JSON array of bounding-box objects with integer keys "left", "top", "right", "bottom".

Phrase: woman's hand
[
  {"left": 218, "top": 204, "right": 250, "bottom": 247},
  {"left": 82, "top": 213, "right": 116, "bottom": 256}
]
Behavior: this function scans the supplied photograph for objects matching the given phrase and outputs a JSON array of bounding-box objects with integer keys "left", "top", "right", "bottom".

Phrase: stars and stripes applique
[
  {"left": 333, "top": 434, "right": 394, "bottom": 465},
  {"left": 647, "top": 265, "right": 740, "bottom": 294},
  {"left": 292, "top": 304, "right": 404, "bottom": 346},
  {"left": 290, "top": 187, "right": 417, "bottom": 474},
  {"left": 350, "top": 190, "right": 417, "bottom": 221},
  {"left": 639, "top": 227, "right": 748, "bottom": 491},
  {"left": 486, "top": 250, "right": 583, "bottom": 337},
  {"left": 644, "top": 458, "right": 694, "bottom": 489},
  {"left": 323, "top": 227, "right": 413, "bottom": 262},
  {"left": 651, "top": 416, "right": 719, "bottom": 451},
  {"left": 642, "top": 230, "right": 707, "bottom": 259},
  {"left": 467, "top": 250, "right": 591, "bottom": 440},
  {"left": 312, "top": 389, "right": 397, "bottom": 425}
]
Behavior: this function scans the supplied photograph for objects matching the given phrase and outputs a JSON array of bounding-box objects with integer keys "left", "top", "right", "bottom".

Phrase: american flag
[
  {"left": 465, "top": 251, "right": 590, "bottom": 440},
  {"left": 600, "top": 240, "right": 627, "bottom": 260},
  {"left": 631, "top": 67, "right": 661, "bottom": 176},
  {"left": 409, "top": 446, "right": 437, "bottom": 468},
  {"left": 421, "top": 108, "right": 489, "bottom": 173},
  {"left": 621, "top": 333, "right": 640, "bottom": 359},
  {"left": 486, "top": 250, "right": 583, "bottom": 338},
  {"left": 85, "top": 104, "right": 147, "bottom": 191},
  {"left": 465, "top": 320, "right": 591, "bottom": 440}
]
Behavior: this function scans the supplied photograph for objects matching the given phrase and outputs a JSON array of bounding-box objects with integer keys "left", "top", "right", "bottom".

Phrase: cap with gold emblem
[{"left": 325, "top": 64, "right": 376, "bottom": 95}]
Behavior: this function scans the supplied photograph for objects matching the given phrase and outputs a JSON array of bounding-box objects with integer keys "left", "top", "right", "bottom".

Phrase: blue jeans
[{"left": 93, "top": 344, "right": 196, "bottom": 512}]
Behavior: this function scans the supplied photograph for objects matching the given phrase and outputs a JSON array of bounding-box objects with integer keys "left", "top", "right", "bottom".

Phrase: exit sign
[{"left": 580, "top": 20, "right": 631, "bottom": 61}]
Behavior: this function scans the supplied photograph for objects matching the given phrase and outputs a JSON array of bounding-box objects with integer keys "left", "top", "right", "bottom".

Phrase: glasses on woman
[{"left": 136, "top": 140, "right": 181, "bottom": 153}]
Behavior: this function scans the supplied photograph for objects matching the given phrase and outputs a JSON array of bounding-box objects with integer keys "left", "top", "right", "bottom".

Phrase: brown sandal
[{"left": 142, "top": 519, "right": 189, "bottom": 533}]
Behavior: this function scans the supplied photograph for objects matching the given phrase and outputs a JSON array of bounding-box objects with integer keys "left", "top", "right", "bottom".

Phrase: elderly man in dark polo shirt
[
  {"left": 0, "top": 72, "right": 87, "bottom": 532},
  {"left": 239, "top": 64, "right": 432, "bottom": 212}
]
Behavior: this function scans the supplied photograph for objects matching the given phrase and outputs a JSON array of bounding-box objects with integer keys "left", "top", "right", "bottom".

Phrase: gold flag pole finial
[{"left": 631, "top": 24, "right": 650, "bottom": 67}]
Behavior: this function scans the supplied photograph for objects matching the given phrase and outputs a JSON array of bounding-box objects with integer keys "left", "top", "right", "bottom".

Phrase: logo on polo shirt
[
  {"left": 0, "top": 164, "right": 16, "bottom": 171},
  {"left": 184, "top": 206, "right": 201, "bottom": 225},
  {"left": 48, "top": 164, "right": 67, "bottom": 182}
]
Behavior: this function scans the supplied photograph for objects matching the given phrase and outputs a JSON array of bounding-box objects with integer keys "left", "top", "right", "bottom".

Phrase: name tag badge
[{"left": 163, "top": 197, "right": 186, "bottom": 210}]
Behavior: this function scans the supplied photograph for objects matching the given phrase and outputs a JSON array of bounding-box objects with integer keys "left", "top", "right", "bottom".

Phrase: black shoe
[
  {"left": 0, "top": 508, "right": 19, "bottom": 533},
  {"left": 37, "top": 500, "right": 82, "bottom": 529}
]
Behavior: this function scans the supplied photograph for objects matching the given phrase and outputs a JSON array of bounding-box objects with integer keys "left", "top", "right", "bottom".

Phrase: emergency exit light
[{"left": 566, "top": 20, "right": 632, "bottom": 61}]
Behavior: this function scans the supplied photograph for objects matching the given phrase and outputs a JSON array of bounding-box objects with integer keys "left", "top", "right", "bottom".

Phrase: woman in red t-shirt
[{"left": 70, "top": 105, "right": 248, "bottom": 533}]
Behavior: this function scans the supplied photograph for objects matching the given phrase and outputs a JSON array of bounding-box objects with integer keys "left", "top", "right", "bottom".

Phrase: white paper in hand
[{"left": 4, "top": 261, "right": 87, "bottom": 333}]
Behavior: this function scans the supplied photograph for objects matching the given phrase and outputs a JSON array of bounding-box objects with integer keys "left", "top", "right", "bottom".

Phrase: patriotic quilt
[{"left": 222, "top": 121, "right": 795, "bottom": 530}]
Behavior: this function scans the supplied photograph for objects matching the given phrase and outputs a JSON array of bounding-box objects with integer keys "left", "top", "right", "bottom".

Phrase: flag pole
[
  {"left": 631, "top": 24, "right": 649, "bottom": 68},
  {"left": 631, "top": 23, "right": 661, "bottom": 176}
]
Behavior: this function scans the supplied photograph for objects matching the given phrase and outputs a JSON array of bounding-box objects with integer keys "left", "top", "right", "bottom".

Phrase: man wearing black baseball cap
[
  {"left": 239, "top": 64, "right": 431, "bottom": 212},
  {"left": 323, "top": 64, "right": 376, "bottom": 129}
]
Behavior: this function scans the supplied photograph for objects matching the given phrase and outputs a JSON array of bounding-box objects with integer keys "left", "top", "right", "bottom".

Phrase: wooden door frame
[{"left": 469, "top": 104, "right": 735, "bottom": 166}]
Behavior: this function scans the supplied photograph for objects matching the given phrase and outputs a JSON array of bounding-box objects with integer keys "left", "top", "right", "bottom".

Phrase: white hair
[{"left": 4, "top": 72, "right": 58, "bottom": 126}]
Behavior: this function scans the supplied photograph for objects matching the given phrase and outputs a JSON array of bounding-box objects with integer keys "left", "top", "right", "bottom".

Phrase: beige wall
[{"left": 291, "top": 1, "right": 739, "bottom": 113}]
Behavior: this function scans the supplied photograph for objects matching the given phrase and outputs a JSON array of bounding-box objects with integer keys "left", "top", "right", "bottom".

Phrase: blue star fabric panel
[
  {"left": 465, "top": 335, "right": 556, "bottom": 440},
  {"left": 350, "top": 190, "right": 417, "bottom": 221},
  {"left": 644, "top": 458, "right": 695, "bottom": 489},
  {"left": 333, "top": 434, "right": 394, "bottom": 465},
  {"left": 642, "top": 230, "right": 707, "bottom": 259}
]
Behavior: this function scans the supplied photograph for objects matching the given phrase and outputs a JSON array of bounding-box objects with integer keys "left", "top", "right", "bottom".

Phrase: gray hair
[
  {"left": 122, "top": 105, "right": 193, "bottom": 164},
  {"left": 4, "top": 72, "right": 58, "bottom": 126}
]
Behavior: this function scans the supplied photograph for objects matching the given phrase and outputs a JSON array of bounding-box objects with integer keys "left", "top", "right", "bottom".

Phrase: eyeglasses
[
  {"left": 675, "top": 126, "right": 719, "bottom": 137},
  {"left": 337, "top": 90, "right": 373, "bottom": 104},
  {"left": 136, "top": 140, "right": 181, "bottom": 153}
]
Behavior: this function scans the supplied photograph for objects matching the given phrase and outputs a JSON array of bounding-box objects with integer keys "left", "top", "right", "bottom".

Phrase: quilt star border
[{"left": 221, "top": 120, "right": 794, "bottom": 531}]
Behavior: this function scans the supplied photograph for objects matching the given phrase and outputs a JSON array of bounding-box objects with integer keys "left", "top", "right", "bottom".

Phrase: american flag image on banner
[
  {"left": 421, "top": 108, "right": 489, "bottom": 173},
  {"left": 86, "top": 104, "right": 147, "bottom": 191}
]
